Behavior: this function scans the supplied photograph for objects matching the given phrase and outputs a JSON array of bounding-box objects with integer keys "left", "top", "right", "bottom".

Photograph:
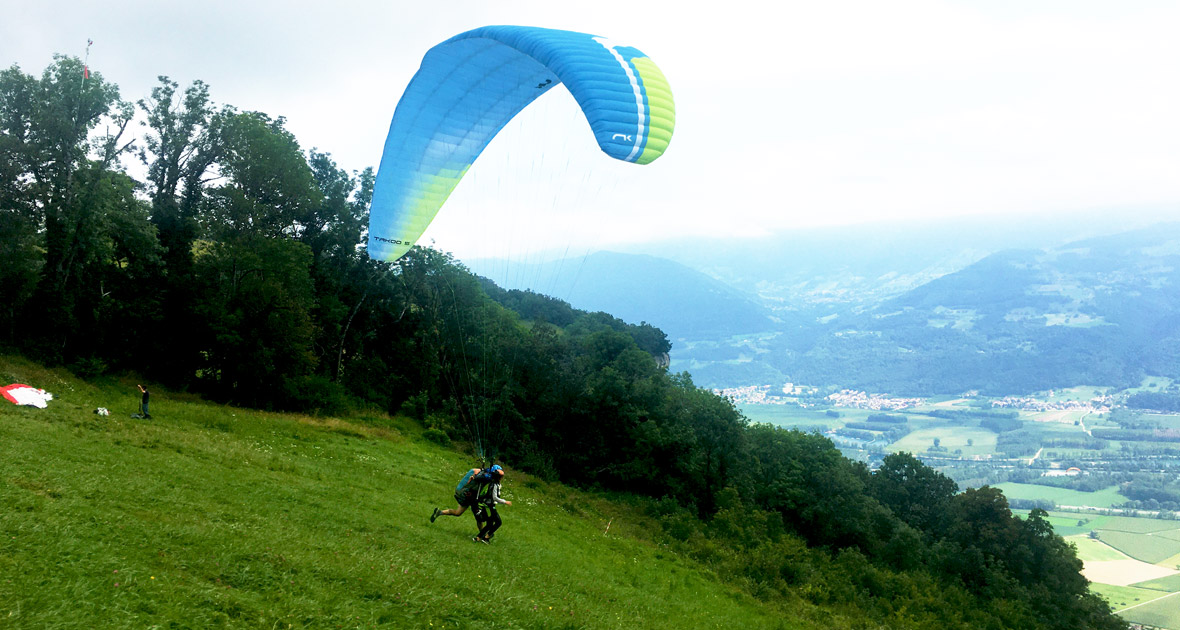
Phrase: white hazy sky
[{"left": 6, "top": 1, "right": 1179, "bottom": 260}]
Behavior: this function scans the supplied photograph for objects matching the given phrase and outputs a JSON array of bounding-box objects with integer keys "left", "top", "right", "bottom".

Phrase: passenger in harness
[{"left": 472, "top": 467, "right": 511, "bottom": 543}]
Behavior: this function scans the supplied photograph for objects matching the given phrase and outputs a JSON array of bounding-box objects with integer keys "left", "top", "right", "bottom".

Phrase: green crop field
[
  {"left": 1090, "top": 583, "right": 1170, "bottom": 610},
  {"left": 1098, "top": 530, "right": 1180, "bottom": 564},
  {"left": 1128, "top": 377, "right": 1176, "bottom": 393},
  {"left": 1152, "top": 413, "right": 1180, "bottom": 430},
  {"left": 1091, "top": 584, "right": 1180, "bottom": 630},
  {"left": 1119, "top": 592, "right": 1180, "bottom": 630},
  {"left": 993, "top": 483, "right": 1125, "bottom": 508},
  {"left": 1135, "top": 573, "right": 1180, "bottom": 592},
  {"left": 1030, "top": 513, "right": 1093, "bottom": 537},
  {"left": 1018, "top": 508, "right": 1180, "bottom": 629},
  {"left": 0, "top": 357, "right": 809, "bottom": 630},
  {"left": 1098, "top": 519, "right": 1180, "bottom": 535},
  {"left": 738, "top": 404, "right": 849, "bottom": 430},
  {"left": 1068, "top": 536, "right": 1131, "bottom": 562},
  {"left": 888, "top": 426, "right": 997, "bottom": 457}
]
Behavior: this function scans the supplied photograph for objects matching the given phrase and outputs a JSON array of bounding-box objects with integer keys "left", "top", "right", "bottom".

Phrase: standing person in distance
[{"left": 137, "top": 384, "right": 152, "bottom": 419}]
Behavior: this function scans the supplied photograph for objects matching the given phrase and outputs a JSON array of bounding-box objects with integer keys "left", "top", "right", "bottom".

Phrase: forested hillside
[{"left": 1, "top": 56, "right": 1127, "bottom": 628}]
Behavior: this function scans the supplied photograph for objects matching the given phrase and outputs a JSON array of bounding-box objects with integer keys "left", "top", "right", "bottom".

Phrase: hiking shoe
[
  {"left": 430, "top": 508, "right": 440, "bottom": 523},
  {"left": 474, "top": 537, "right": 488, "bottom": 544}
]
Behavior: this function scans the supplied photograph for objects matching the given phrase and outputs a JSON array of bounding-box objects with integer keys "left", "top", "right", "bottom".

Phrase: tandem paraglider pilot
[{"left": 430, "top": 465, "right": 511, "bottom": 543}]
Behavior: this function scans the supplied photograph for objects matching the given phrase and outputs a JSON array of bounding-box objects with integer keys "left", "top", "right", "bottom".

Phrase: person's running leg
[{"left": 478, "top": 507, "right": 501, "bottom": 541}]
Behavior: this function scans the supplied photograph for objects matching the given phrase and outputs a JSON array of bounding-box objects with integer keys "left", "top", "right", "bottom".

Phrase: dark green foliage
[
  {"left": 1092, "top": 428, "right": 1180, "bottom": 442},
  {"left": 927, "top": 408, "right": 1018, "bottom": 421},
  {"left": 1125, "top": 391, "right": 1180, "bottom": 412},
  {"left": 1119, "top": 476, "right": 1180, "bottom": 509},
  {"left": 869, "top": 452, "right": 957, "bottom": 536},
  {"left": 997, "top": 430, "right": 1044, "bottom": 457},
  {"left": 981, "top": 415, "right": 1024, "bottom": 433},
  {"left": 422, "top": 428, "right": 451, "bottom": 446}
]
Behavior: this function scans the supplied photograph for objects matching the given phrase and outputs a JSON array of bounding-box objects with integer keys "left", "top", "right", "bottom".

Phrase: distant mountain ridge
[
  {"left": 468, "top": 219, "right": 1180, "bottom": 395},
  {"left": 466, "top": 251, "right": 779, "bottom": 341},
  {"left": 622, "top": 209, "right": 1179, "bottom": 313}
]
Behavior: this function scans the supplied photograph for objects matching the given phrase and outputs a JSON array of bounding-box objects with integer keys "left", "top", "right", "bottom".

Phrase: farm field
[
  {"left": 1098, "top": 530, "right": 1180, "bottom": 564},
  {"left": 888, "top": 425, "right": 997, "bottom": 457},
  {"left": 1151, "top": 413, "right": 1180, "bottom": 430},
  {"left": 1090, "top": 582, "right": 1180, "bottom": 629},
  {"left": 1029, "top": 512, "right": 1096, "bottom": 537},
  {"left": 1090, "top": 583, "right": 1168, "bottom": 610},
  {"left": 1070, "top": 536, "right": 1131, "bottom": 563},
  {"left": 1019, "top": 510, "right": 1180, "bottom": 629},
  {"left": 738, "top": 404, "right": 852, "bottom": 430},
  {"left": 1068, "top": 534, "right": 1178, "bottom": 586},
  {"left": 1064, "top": 513, "right": 1180, "bottom": 534},
  {"left": 1137, "top": 574, "right": 1180, "bottom": 591},
  {"left": 1039, "top": 385, "right": 1111, "bottom": 402},
  {"left": 1115, "top": 591, "right": 1180, "bottom": 630},
  {"left": 994, "top": 482, "right": 1124, "bottom": 508}
]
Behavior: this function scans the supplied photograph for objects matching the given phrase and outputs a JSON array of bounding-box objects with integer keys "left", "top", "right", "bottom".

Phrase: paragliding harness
[
  {"left": 472, "top": 481, "right": 497, "bottom": 532},
  {"left": 454, "top": 468, "right": 491, "bottom": 507}
]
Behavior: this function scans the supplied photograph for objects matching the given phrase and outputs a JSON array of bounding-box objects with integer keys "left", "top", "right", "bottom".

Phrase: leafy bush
[{"left": 422, "top": 428, "right": 450, "bottom": 446}]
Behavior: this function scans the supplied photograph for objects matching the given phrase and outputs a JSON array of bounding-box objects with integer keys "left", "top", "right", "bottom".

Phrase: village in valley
[{"left": 715, "top": 382, "right": 1116, "bottom": 415}]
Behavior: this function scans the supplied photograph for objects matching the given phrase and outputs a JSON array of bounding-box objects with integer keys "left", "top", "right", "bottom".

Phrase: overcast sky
[{"left": 6, "top": 1, "right": 1179, "bottom": 261}]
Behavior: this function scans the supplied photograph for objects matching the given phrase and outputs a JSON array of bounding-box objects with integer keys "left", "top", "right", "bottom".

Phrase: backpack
[{"left": 454, "top": 468, "right": 488, "bottom": 503}]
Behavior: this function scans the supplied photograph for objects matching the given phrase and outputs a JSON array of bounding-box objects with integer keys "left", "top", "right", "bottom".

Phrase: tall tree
[
  {"left": 869, "top": 452, "right": 958, "bottom": 537},
  {"left": 0, "top": 65, "right": 42, "bottom": 345},
  {"left": 191, "top": 235, "right": 316, "bottom": 408},
  {"left": 200, "top": 111, "right": 319, "bottom": 239},
  {"left": 2, "top": 57, "right": 135, "bottom": 362},
  {"left": 138, "top": 77, "right": 220, "bottom": 274}
]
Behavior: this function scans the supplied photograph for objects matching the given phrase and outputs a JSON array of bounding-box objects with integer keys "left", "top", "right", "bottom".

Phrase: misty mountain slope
[
  {"left": 622, "top": 211, "right": 1175, "bottom": 312},
  {"left": 467, "top": 251, "right": 779, "bottom": 341},
  {"left": 772, "top": 223, "right": 1180, "bottom": 394}
]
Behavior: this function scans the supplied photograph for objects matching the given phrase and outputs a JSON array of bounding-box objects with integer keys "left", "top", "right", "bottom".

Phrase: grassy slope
[{"left": 1, "top": 356, "right": 823, "bottom": 629}]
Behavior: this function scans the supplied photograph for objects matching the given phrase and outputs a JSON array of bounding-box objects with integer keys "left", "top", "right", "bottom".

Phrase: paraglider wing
[
  {"left": 1, "top": 384, "right": 53, "bottom": 408},
  {"left": 367, "top": 25, "right": 676, "bottom": 262}
]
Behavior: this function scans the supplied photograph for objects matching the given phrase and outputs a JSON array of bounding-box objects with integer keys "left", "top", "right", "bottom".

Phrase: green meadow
[
  {"left": 737, "top": 404, "right": 849, "bottom": 430},
  {"left": 1, "top": 357, "right": 809, "bottom": 629},
  {"left": 1109, "top": 590, "right": 1180, "bottom": 630},
  {"left": 1068, "top": 536, "right": 1129, "bottom": 563},
  {"left": 1089, "top": 582, "right": 1172, "bottom": 611},
  {"left": 1089, "top": 582, "right": 1180, "bottom": 630},
  {"left": 993, "top": 483, "right": 1125, "bottom": 508},
  {"left": 1097, "top": 530, "right": 1180, "bottom": 564},
  {"left": 888, "top": 425, "right": 997, "bottom": 457}
]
